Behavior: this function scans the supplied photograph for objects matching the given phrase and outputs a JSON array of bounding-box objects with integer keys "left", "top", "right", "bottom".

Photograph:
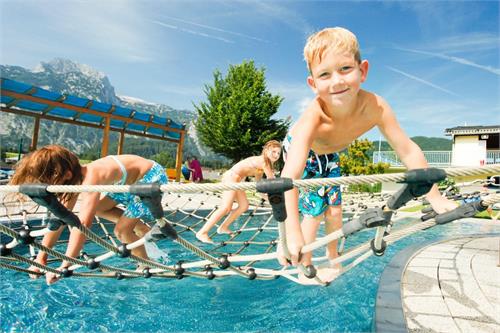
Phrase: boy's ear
[
  {"left": 360, "top": 60, "right": 369, "bottom": 83},
  {"left": 307, "top": 76, "right": 318, "bottom": 93}
]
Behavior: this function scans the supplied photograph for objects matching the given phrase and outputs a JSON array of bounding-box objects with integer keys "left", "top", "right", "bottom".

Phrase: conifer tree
[{"left": 195, "top": 60, "right": 289, "bottom": 162}]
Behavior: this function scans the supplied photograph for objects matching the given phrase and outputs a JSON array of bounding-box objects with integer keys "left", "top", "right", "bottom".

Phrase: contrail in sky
[
  {"left": 162, "top": 15, "right": 270, "bottom": 43},
  {"left": 395, "top": 47, "right": 500, "bottom": 75},
  {"left": 152, "top": 20, "right": 234, "bottom": 43},
  {"left": 386, "top": 66, "right": 460, "bottom": 97}
]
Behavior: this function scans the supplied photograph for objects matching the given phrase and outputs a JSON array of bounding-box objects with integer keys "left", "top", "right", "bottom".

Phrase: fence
[
  {"left": 373, "top": 150, "right": 500, "bottom": 167},
  {"left": 373, "top": 151, "right": 452, "bottom": 167}
]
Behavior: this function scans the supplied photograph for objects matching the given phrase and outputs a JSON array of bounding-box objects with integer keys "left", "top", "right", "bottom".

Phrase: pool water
[{"left": 1, "top": 214, "right": 499, "bottom": 333}]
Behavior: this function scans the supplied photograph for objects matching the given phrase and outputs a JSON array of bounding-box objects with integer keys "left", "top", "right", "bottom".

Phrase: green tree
[
  {"left": 340, "top": 139, "right": 389, "bottom": 175},
  {"left": 340, "top": 139, "right": 389, "bottom": 192},
  {"left": 195, "top": 60, "right": 289, "bottom": 162},
  {"left": 151, "top": 151, "right": 176, "bottom": 168}
]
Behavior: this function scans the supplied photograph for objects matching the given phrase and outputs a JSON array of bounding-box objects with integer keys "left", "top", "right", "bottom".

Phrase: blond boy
[{"left": 279, "top": 27, "right": 455, "bottom": 280}]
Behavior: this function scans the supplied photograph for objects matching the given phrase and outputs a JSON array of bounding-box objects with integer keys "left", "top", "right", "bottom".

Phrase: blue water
[{"left": 1, "top": 214, "right": 499, "bottom": 333}]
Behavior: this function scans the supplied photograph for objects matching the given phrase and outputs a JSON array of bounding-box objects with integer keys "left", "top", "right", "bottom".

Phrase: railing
[
  {"left": 487, "top": 150, "right": 500, "bottom": 165},
  {"left": 373, "top": 151, "right": 452, "bottom": 167},
  {"left": 373, "top": 150, "right": 500, "bottom": 167}
]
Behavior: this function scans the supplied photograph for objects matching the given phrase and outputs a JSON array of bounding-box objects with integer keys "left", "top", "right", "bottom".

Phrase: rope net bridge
[{"left": 0, "top": 165, "right": 499, "bottom": 285}]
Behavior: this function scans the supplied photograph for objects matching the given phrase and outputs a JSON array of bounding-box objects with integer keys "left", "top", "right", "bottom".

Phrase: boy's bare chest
[{"left": 312, "top": 117, "right": 377, "bottom": 154}]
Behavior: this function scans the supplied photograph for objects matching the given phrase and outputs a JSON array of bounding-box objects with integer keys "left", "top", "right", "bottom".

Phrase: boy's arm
[
  {"left": 279, "top": 116, "right": 318, "bottom": 266},
  {"left": 376, "top": 97, "right": 456, "bottom": 213}
]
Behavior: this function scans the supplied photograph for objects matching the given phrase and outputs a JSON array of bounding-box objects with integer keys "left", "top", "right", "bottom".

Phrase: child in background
[
  {"left": 279, "top": 27, "right": 456, "bottom": 283},
  {"left": 189, "top": 156, "right": 204, "bottom": 182},
  {"left": 9, "top": 145, "right": 168, "bottom": 284},
  {"left": 196, "top": 140, "right": 282, "bottom": 243},
  {"left": 181, "top": 158, "right": 193, "bottom": 181}
]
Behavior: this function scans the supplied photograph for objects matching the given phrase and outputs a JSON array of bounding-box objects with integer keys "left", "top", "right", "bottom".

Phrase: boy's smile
[{"left": 307, "top": 49, "right": 368, "bottom": 110}]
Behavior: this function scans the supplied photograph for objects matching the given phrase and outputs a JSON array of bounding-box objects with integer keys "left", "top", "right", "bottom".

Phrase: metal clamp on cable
[
  {"left": 145, "top": 222, "right": 177, "bottom": 241},
  {"left": 387, "top": 168, "right": 447, "bottom": 210},
  {"left": 256, "top": 178, "right": 294, "bottom": 222},
  {"left": 129, "top": 183, "right": 164, "bottom": 219},
  {"left": 342, "top": 208, "right": 388, "bottom": 236},
  {"left": 129, "top": 183, "right": 178, "bottom": 240},
  {"left": 435, "top": 201, "right": 487, "bottom": 224},
  {"left": 19, "top": 184, "right": 81, "bottom": 229}
]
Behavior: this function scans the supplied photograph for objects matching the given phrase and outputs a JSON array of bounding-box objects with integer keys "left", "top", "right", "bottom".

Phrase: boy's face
[{"left": 307, "top": 49, "right": 368, "bottom": 109}]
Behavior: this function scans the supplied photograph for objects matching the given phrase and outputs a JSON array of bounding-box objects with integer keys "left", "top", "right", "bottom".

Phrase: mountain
[
  {"left": 371, "top": 136, "right": 452, "bottom": 152},
  {"left": 0, "top": 58, "right": 224, "bottom": 165}
]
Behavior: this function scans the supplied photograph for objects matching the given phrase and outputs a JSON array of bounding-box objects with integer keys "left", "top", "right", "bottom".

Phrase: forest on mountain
[{"left": 371, "top": 136, "right": 452, "bottom": 152}]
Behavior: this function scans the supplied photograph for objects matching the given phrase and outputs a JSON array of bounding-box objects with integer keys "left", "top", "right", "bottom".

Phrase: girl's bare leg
[
  {"left": 217, "top": 190, "right": 249, "bottom": 234},
  {"left": 114, "top": 215, "right": 147, "bottom": 259},
  {"left": 196, "top": 190, "right": 236, "bottom": 243}
]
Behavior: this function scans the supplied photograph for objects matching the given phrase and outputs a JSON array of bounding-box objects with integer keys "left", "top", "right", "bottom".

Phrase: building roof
[
  {"left": 0, "top": 78, "right": 185, "bottom": 142},
  {"left": 444, "top": 125, "right": 500, "bottom": 136}
]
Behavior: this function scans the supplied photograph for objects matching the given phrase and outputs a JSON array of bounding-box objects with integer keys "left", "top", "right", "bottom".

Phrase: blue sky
[{"left": 1, "top": 0, "right": 499, "bottom": 140}]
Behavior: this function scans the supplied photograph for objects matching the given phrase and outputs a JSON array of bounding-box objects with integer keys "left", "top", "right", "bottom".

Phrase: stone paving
[{"left": 403, "top": 236, "right": 500, "bottom": 332}]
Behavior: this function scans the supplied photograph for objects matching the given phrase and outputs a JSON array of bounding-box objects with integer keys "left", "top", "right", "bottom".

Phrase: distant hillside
[
  {"left": 0, "top": 58, "right": 227, "bottom": 166},
  {"left": 372, "top": 136, "right": 452, "bottom": 151}
]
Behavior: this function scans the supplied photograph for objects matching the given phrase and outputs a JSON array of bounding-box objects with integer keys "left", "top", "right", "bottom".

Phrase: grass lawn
[{"left": 400, "top": 203, "right": 492, "bottom": 219}]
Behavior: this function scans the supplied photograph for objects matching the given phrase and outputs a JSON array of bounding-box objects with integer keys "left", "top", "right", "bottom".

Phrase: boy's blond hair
[{"left": 303, "top": 27, "right": 361, "bottom": 72}]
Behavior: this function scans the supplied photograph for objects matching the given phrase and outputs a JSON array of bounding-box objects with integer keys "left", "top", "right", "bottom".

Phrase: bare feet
[
  {"left": 28, "top": 258, "right": 47, "bottom": 279},
  {"left": 297, "top": 273, "right": 322, "bottom": 285},
  {"left": 136, "top": 264, "right": 149, "bottom": 272},
  {"left": 297, "top": 266, "right": 341, "bottom": 285},
  {"left": 196, "top": 231, "right": 214, "bottom": 244},
  {"left": 216, "top": 226, "right": 232, "bottom": 235},
  {"left": 28, "top": 265, "right": 43, "bottom": 279},
  {"left": 316, "top": 266, "right": 341, "bottom": 282},
  {"left": 45, "top": 271, "right": 61, "bottom": 285}
]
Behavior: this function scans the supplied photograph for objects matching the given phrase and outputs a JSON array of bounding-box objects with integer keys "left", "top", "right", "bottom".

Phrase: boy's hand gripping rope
[{"left": 256, "top": 178, "right": 321, "bottom": 283}]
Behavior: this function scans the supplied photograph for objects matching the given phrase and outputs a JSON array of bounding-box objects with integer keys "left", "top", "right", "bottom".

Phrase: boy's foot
[
  {"left": 216, "top": 226, "right": 232, "bottom": 235},
  {"left": 316, "top": 266, "right": 341, "bottom": 282},
  {"left": 297, "top": 273, "right": 323, "bottom": 286},
  {"left": 28, "top": 265, "right": 43, "bottom": 279},
  {"left": 196, "top": 232, "right": 214, "bottom": 244},
  {"left": 136, "top": 264, "right": 150, "bottom": 273}
]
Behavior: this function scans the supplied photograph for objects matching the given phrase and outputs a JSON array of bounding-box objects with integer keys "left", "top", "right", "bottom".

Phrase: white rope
[{"left": 1, "top": 164, "right": 499, "bottom": 194}]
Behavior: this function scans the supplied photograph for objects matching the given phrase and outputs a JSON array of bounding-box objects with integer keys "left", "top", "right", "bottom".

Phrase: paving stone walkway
[{"left": 402, "top": 236, "right": 500, "bottom": 332}]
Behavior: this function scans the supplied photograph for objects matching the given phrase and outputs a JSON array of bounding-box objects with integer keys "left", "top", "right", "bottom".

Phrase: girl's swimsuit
[
  {"left": 105, "top": 156, "right": 168, "bottom": 221},
  {"left": 283, "top": 135, "right": 342, "bottom": 217}
]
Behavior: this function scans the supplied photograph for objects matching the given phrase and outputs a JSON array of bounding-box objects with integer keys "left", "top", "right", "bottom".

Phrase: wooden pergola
[{"left": 0, "top": 78, "right": 186, "bottom": 182}]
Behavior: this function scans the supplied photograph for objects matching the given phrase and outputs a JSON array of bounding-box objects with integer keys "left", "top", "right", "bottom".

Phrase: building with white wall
[{"left": 445, "top": 125, "right": 500, "bottom": 166}]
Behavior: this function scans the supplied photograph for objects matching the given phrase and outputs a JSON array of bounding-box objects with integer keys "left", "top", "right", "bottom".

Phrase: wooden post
[
  {"left": 101, "top": 116, "right": 110, "bottom": 157},
  {"left": 30, "top": 116, "right": 40, "bottom": 151},
  {"left": 117, "top": 131, "right": 125, "bottom": 155},
  {"left": 175, "top": 131, "right": 185, "bottom": 182}
]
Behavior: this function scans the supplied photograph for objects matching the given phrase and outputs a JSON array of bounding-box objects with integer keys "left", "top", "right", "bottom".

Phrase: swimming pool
[{"left": 1, "top": 213, "right": 499, "bottom": 332}]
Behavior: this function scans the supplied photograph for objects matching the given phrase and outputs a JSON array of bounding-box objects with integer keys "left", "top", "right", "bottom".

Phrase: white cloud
[
  {"left": 248, "top": 1, "right": 314, "bottom": 36},
  {"left": 268, "top": 81, "right": 314, "bottom": 116},
  {"left": 8, "top": 0, "right": 157, "bottom": 64}
]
